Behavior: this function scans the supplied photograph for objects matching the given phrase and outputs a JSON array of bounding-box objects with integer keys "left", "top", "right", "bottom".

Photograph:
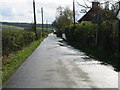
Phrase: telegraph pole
[
  {"left": 73, "top": 0, "right": 76, "bottom": 27},
  {"left": 46, "top": 19, "right": 48, "bottom": 31},
  {"left": 41, "top": 7, "right": 44, "bottom": 36},
  {"left": 72, "top": 0, "right": 76, "bottom": 41},
  {"left": 95, "top": 11, "right": 99, "bottom": 47},
  {"left": 118, "top": 1, "right": 120, "bottom": 57},
  {"left": 33, "top": 0, "right": 37, "bottom": 40}
]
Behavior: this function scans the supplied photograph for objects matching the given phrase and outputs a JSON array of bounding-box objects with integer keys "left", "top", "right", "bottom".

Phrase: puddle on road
[
  {"left": 52, "top": 34, "right": 118, "bottom": 88},
  {"left": 57, "top": 40, "right": 112, "bottom": 67},
  {"left": 82, "top": 56, "right": 92, "bottom": 60},
  {"left": 58, "top": 40, "right": 63, "bottom": 43},
  {"left": 63, "top": 53, "right": 81, "bottom": 56},
  {"left": 75, "top": 56, "right": 92, "bottom": 60},
  {"left": 59, "top": 43, "right": 64, "bottom": 46},
  {"left": 52, "top": 35, "right": 118, "bottom": 88},
  {"left": 47, "top": 46, "right": 60, "bottom": 50}
]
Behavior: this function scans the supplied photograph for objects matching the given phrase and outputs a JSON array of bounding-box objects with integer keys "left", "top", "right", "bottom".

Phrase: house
[{"left": 78, "top": 2, "right": 116, "bottom": 23}]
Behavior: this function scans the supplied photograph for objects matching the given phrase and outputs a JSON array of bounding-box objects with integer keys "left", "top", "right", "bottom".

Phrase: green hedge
[
  {"left": 2, "top": 30, "right": 42, "bottom": 56},
  {"left": 65, "top": 22, "right": 96, "bottom": 46},
  {"left": 65, "top": 21, "right": 118, "bottom": 55},
  {"left": 2, "top": 36, "right": 47, "bottom": 83},
  {"left": 98, "top": 21, "right": 118, "bottom": 53},
  {"left": 65, "top": 21, "right": 119, "bottom": 70}
]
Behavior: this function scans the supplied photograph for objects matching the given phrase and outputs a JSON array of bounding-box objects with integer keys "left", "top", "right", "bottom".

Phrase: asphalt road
[{"left": 3, "top": 34, "right": 118, "bottom": 88}]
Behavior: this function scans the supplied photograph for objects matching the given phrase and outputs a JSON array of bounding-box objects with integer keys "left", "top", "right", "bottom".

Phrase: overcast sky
[
  {"left": 0, "top": 0, "right": 119, "bottom": 24},
  {"left": 0, "top": 0, "right": 92, "bottom": 24}
]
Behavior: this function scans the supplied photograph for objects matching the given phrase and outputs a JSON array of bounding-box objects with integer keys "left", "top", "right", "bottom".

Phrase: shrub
[
  {"left": 98, "top": 20, "right": 118, "bottom": 54},
  {"left": 2, "top": 30, "right": 42, "bottom": 56},
  {"left": 64, "top": 20, "right": 119, "bottom": 70},
  {"left": 65, "top": 21, "right": 118, "bottom": 55}
]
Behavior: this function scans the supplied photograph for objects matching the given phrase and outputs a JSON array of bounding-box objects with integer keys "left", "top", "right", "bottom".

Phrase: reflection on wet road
[{"left": 3, "top": 34, "right": 118, "bottom": 88}]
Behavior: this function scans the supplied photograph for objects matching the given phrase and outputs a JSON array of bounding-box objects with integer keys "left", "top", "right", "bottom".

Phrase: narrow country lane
[{"left": 3, "top": 34, "right": 118, "bottom": 88}]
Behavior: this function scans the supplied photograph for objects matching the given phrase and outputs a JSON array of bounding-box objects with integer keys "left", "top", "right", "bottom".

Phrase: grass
[
  {"left": 37, "top": 28, "right": 53, "bottom": 30},
  {"left": 0, "top": 24, "right": 24, "bottom": 31},
  {"left": 2, "top": 35, "right": 47, "bottom": 84},
  {"left": 0, "top": 70, "right": 2, "bottom": 85}
]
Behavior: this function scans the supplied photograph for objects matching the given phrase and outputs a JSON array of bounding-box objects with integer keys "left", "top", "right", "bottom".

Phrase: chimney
[{"left": 92, "top": 2, "right": 100, "bottom": 9}]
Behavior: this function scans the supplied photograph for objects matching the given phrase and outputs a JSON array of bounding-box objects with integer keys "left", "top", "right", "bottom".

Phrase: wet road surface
[{"left": 3, "top": 34, "right": 118, "bottom": 88}]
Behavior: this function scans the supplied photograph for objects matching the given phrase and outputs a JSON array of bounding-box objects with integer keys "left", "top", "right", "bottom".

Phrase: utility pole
[
  {"left": 95, "top": 11, "right": 99, "bottom": 47},
  {"left": 41, "top": 7, "right": 44, "bottom": 37},
  {"left": 33, "top": 0, "right": 37, "bottom": 40},
  {"left": 118, "top": 1, "right": 120, "bottom": 58},
  {"left": 73, "top": 0, "right": 76, "bottom": 27},
  {"left": 46, "top": 19, "right": 48, "bottom": 31},
  {"left": 72, "top": 0, "right": 76, "bottom": 41}
]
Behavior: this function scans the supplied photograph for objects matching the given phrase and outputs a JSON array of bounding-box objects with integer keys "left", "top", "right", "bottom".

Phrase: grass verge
[{"left": 2, "top": 35, "right": 47, "bottom": 84}]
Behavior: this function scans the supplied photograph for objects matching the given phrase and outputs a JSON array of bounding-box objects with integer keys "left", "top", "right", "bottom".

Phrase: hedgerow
[
  {"left": 2, "top": 30, "right": 42, "bottom": 56},
  {"left": 64, "top": 20, "right": 119, "bottom": 70}
]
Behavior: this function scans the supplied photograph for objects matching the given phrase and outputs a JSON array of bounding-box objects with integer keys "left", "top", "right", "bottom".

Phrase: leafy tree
[{"left": 52, "top": 6, "right": 73, "bottom": 37}]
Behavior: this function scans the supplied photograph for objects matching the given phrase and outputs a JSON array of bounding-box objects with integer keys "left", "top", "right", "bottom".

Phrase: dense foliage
[
  {"left": 2, "top": 36, "right": 47, "bottom": 83},
  {"left": 65, "top": 21, "right": 119, "bottom": 70},
  {"left": 65, "top": 21, "right": 118, "bottom": 54},
  {"left": 98, "top": 21, "right": 118, "bottom": 54},
  {"left": 2, "top": 26, "right": 48, "bottom": 83},
  {"left": 2, "top": 30, "right": 43, "bottom": 56},
  {"left": 52, "top": 7, "right": 73, "bottom": 37},
  {"left": 65, "top": 22, "right": 96, "bottom": 45}
]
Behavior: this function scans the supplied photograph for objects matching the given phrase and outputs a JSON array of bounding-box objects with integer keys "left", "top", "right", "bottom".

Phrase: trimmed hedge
[
  {"left": 65, "top": 22, "right": 96, "bottom": 45},
  {"left": 2, "top": 30, "right": 42, "bottom": 56},
  {"left": 65, "top": 21, "right": 118, "bottom": 55},
  {"left": 65, "top": 21, "right": 119, "bottom": 70},
  {"left": 2, "top": 36, "right": 47, "bottom": 83}
]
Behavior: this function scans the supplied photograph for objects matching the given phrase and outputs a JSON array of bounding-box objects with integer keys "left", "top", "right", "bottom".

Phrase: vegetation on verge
[
  {"left": 2, "top": 35, "right": 47, "bottom": 83},
  {"left": 2, "top": 25, "right": 49, "bottom": 83},
  {"left": 2, "top": 30, "right": 45, "bottom": 57},
  {"left": 64, "top": 21, "right": 119, "bottom": 71},
  {"left": 52, "top": 6, "right": 119, "bottom": 71}
]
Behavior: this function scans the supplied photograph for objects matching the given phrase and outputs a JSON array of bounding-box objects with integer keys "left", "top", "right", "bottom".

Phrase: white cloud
[
  {"left": 0, "top": 0, "right": 94, "bottom": 23},
  {"left": 0, "top": 0, "right": 33, "bottom": 22}
]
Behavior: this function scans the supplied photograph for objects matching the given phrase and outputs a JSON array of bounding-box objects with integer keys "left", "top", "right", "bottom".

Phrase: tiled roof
[{"left": 78, "top": 2, "right": 116, "bottom": 23}]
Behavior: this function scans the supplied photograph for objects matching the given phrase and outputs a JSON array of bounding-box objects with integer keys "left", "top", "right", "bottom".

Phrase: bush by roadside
[
  {"left": 2, "top": 35, "right": 48, "bottom": 83},
  {"left": 2, "top": 30, "right": 43, "bottom": 56},
  {"left": 64, "top": 21, "right": 119, "bottom": 71}
]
